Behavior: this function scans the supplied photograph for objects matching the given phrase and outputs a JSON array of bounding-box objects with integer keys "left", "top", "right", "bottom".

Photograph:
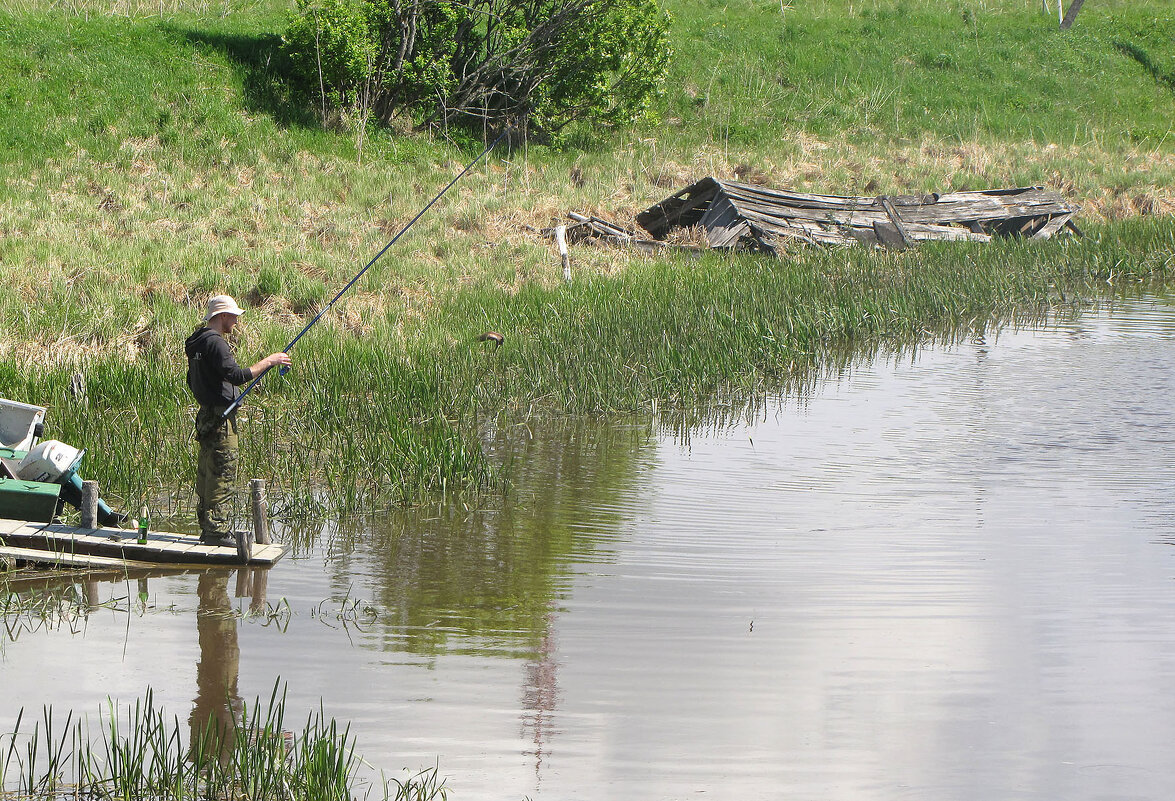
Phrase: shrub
[{"left": 282, "top": 0, "right": 672, "bottom": 138}]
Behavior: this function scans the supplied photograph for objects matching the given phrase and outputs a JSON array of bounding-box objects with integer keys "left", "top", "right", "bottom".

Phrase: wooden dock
[{"left": 0, "top": 518, "right": 288, "bottom": 570}]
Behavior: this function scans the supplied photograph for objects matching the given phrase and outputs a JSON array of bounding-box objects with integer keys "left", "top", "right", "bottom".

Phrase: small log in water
[{"left": 81, "top": 480, "right": 99, "bottom": 529}]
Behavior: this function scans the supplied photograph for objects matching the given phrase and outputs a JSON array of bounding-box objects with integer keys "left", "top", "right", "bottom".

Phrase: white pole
[{"left": 555, "top": 225, "right": 572, "bottom": 283}]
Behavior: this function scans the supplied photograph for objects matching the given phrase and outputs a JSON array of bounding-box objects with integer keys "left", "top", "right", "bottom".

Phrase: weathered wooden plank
[
  {"left": 700, "top": 197, "right": 752, "bottom": 247},
  {"left": 874, "top": 221, "right": 910, "bottom": 250},
  {"left": 756, "top": 221, "right": 856, "bottom": 246},
  {"left": 636, "top": 177, "right": 722, "bottom": 237},
  {"left": 722, "top": 180, "right": 879, "bottom": 208},
  {"left": 726, "top": 180, "right": 939, "bottom": 210},
  {"left": 1031, "top": 213, "right": 1074, "bottom": 240},
  {"left": 758, "top": 225, "right": 831, "bottom": 248},
  {"left": 878, "top": 196, "right": 914, "bottom": 247},
  {"left": 727, "top": 182, "right": 1077, "bottom": 222},
  {"left": 0, "top": 518, "right": 29, "bottom": 536},
  {"left": 0, "top": 517, "right": 287, "bottom": 568},
  {"left": 901, "top": 223, "right": 991, "bottom": 242},
  {"left": 746, "top": 208, "right": 988, "bottom": 244},
  {"left": 725, "top": 195, "right": 887, "bottom": 228},
  {"left": 252, "top": 544, "right": 287, "bottom": 563},
  {"left": 733, "top": 204, "right": 875, "bottom": 236},
  {"left": 934, "top": 188, "right": 1079, "bottom": 209},
  {"left": 0, "top": 545, "right": 160, "bottom": 571},
  {"left": 588, "top": 216, "right": 633, "bottom": 238}
]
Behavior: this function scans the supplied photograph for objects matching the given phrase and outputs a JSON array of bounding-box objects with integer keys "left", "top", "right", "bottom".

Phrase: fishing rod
[{"left": 221, "top": 127, "right": 511, "bottom": 421}]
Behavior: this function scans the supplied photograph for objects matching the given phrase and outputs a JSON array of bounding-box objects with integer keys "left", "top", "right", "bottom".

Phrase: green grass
[
  {"left": 0, "top": 0, "right": 1173, "bottom": 518},
  {"left": 660, "top": 0, "right": 1175, "bottom": 146},
  {"left": 0, "top": 685, "right": 447, "bottom": 800}
]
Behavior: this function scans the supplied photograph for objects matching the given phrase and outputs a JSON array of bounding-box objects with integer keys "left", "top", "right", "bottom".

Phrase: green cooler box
[{"left": 0, "top": 477, "right": 61, "bottom": 523}]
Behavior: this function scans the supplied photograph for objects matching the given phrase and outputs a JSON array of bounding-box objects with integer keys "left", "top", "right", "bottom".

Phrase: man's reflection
[{"left": 189, "top": 570, "right": 243, "bottom": 757}]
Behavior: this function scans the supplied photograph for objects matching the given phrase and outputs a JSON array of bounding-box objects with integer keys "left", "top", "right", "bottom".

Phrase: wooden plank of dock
[
  {"left": 0, "top": 518, "right": 288, "bottom": 569},
  {"left": 0, "top": 545, "right": 162, "bottom": 571}
]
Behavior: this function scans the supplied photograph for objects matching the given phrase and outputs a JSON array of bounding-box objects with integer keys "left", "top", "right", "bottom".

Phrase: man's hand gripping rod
[{"left": 219, "top": 128, "right": 510, "bottom": 422}]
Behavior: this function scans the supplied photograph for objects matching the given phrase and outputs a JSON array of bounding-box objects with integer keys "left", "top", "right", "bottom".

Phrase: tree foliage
[{"left": 282, "top": 0, "right": 672, "bottom": 138}]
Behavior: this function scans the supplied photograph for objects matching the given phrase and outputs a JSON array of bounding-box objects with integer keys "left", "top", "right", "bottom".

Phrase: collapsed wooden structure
[{"left": 633, "top": 177, "right": 1081, "bottom": 252}]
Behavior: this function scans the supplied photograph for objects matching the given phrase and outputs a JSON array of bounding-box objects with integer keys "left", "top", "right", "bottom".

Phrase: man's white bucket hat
[{"left": 204, "top": 294, "right": 245, "bottom": 322}]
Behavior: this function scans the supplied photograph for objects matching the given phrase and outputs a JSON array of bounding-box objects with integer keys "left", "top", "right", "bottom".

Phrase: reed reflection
[{"left": 332, "top": 417, "right": 651, "bottom": 658}]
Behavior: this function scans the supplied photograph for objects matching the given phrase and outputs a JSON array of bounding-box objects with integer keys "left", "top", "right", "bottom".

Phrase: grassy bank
[
  {"left": 0, "top": 0, "right": 1173, "bottom": 517},
  {"left": 1, "top": 216, "right": 1170, "bottom": 520}
]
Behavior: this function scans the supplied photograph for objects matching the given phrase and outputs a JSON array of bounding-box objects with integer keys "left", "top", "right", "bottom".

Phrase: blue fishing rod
[{"left": 221, "top": 128, "right": 510, "bottom": 421}]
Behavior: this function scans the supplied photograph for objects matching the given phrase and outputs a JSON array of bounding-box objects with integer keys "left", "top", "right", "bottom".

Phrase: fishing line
[{"left": 221, "top": 128, "right": 510, "bottom": 420}]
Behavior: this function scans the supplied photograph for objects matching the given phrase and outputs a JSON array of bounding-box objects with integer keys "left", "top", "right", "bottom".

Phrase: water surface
[{"left": 4, "top": 295, "right": 1175, "bottom": 800}]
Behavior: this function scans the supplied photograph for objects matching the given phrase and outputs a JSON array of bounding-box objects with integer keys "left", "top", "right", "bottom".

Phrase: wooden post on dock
[
  {"left": 250, "top": 479, "right": 270, "bottom": 545},
  {"left": 81, "top": 480, "right": 99, "bottom": 529},
  {"left": 235, "top": 527, "right": 251, "bottom": 564},
  {"left": 555, "top": 224, "right": 571, "bottom": 283}
]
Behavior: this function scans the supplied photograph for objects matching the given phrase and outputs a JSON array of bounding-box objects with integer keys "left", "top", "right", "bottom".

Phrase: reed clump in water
[{"left": 0, "top": 687, "right": 445, "bottom": 801}]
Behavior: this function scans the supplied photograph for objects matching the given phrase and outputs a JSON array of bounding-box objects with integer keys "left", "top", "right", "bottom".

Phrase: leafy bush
[{"left": 282, "top": 0, "right": 672, "bottom": 138}]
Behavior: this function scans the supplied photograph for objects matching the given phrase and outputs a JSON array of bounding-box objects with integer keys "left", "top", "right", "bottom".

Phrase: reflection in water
[
  {"left": 521, "top": 602, "right": 559, "bottom": 782},
  {"left": 188, "top": 569, "right": 269, "bottom": 755},
  {"left": 328, "top": 418, "right": 652, "bottom": 659},
  {"left": 190, "top": 571, "right": 241, "bottom": 752}
]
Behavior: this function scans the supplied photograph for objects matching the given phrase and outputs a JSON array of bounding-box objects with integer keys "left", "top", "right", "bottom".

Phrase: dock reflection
[{"left": 0, "top": 564, "right": 269, "bottom": 762}]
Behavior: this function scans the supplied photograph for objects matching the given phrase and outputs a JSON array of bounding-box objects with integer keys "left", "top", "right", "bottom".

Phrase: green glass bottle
[{"left": 137, "top": 505, "right": 149, "bottom": 544}]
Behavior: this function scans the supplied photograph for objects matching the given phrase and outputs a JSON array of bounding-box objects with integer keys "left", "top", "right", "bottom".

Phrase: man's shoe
[{"left": 200, "top": 533, "right": 237, "bottom": 548}]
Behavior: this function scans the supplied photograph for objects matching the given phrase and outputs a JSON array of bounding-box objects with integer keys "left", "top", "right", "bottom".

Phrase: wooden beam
[
  {"left": 878, "top": 196, "right": 914, "bottom": 247},
  {"left": 1031, "top": 213, "right": 1074, "bottom": 239},
  {"left": 873, "top": 222, "right": 910, "bottom": 250},
  {"left": 1060, "top": 0, "right": 1086, "bottom": 29}
]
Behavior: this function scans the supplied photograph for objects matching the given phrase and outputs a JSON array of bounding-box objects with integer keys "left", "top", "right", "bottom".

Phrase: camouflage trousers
[{"left": 195, "top": 406, "right": 239, "bottom": 539}]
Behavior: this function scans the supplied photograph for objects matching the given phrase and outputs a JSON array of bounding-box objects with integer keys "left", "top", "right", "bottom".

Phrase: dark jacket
[{"left": 185, "top": 327, "right": 252, "bottom": 408}]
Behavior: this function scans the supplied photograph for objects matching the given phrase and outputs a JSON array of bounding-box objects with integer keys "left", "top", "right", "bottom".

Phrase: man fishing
[{"left": 185, "top": 295, "right": 291, "bottom": 547}]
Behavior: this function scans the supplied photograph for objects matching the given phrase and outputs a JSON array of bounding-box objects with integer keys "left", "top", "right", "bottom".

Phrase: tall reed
[
  {"left": 0, "top": 685, "right": 444, "bottom": 801},
  {"left": 4, "top": 217, "right": 1172, "bottom": 524}
]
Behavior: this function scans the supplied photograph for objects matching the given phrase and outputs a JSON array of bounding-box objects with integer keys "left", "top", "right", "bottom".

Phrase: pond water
[{"left": 4, "top": 294, "right": 1175, "bottom": 800}]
